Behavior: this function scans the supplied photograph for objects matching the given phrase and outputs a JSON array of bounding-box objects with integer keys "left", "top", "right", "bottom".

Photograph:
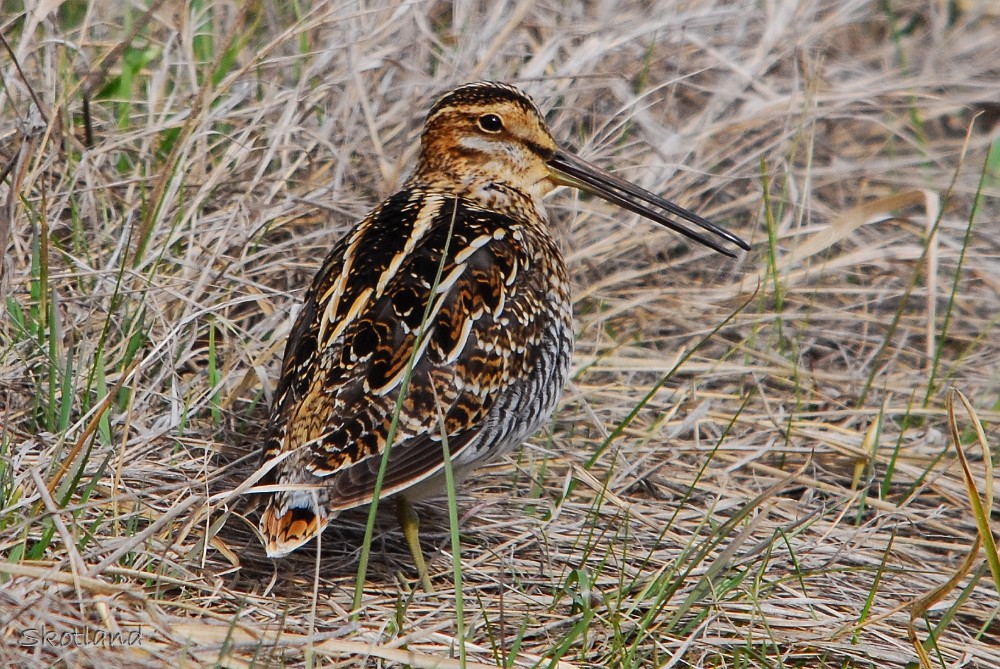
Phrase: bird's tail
[{"left": 259, "top": 493, "right": 329, "bottom": 558}]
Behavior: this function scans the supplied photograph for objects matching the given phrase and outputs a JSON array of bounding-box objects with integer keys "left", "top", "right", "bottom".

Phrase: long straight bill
[{"left": 547, "top": 150, "right": 750, "bottom": 258}]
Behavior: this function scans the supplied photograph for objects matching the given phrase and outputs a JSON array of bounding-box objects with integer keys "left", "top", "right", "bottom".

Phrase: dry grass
[{"left": 3, "top": 0, "right": 1000, "bottom": 666}]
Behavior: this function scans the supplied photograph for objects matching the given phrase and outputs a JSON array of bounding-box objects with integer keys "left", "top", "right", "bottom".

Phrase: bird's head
[
  {"left": 414, "top": 82, "right": 748, "bottom": 257},
  {"left": 414, "top": 81, "right": 560, "bottom": 204}
]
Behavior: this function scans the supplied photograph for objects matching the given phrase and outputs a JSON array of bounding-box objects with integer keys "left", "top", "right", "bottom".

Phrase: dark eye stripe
[{"left": 524, "top": 140, "right": 553, "bottom": 160}]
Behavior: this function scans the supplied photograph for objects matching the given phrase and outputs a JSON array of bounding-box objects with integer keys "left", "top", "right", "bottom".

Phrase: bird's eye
[{"left": 477, "top": 114, "right": 504, "bottom": 133}]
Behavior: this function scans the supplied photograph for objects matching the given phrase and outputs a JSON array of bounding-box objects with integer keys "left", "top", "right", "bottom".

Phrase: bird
[{"left": 255, "top": 81, "right": 748, "bottom": 590}]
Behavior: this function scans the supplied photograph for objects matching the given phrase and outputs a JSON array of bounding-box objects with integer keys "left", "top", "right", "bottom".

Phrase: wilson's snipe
[{"left": 256, "top": 82, "right": 748, "bottom": 589}]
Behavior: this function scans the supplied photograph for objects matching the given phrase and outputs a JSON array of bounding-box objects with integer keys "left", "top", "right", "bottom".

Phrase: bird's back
[{"left": 258, "top": 184, "right": 573, "bottom": 556}]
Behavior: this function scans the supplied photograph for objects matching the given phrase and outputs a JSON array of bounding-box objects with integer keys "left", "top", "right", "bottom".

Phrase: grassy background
[{"left": 2, "top": 0, "right": 1000, "bottom": 666}]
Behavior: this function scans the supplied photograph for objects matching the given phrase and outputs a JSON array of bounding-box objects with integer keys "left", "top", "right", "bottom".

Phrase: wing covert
[{"left": 260, "top": 189, "right": 556, "bottom": 509}]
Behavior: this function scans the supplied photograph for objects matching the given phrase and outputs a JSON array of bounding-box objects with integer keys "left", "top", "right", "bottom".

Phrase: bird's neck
[{"left": 407, "top": 171, "right": 549, "bottom": 224}]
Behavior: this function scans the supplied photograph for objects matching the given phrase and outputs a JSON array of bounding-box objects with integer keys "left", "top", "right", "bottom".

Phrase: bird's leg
[{"left": 396, "top": 496, "right": 434, "bottom": 593}]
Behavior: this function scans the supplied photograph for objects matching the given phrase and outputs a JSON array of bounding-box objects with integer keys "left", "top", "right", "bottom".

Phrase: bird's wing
[{"left": 261, "top": 187, "right": 556, "bottom": 510}]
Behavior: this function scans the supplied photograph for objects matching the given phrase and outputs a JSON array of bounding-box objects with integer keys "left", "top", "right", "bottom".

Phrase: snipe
[{"left": 255, "top": 82, "right": 748, "bottom": 590}]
